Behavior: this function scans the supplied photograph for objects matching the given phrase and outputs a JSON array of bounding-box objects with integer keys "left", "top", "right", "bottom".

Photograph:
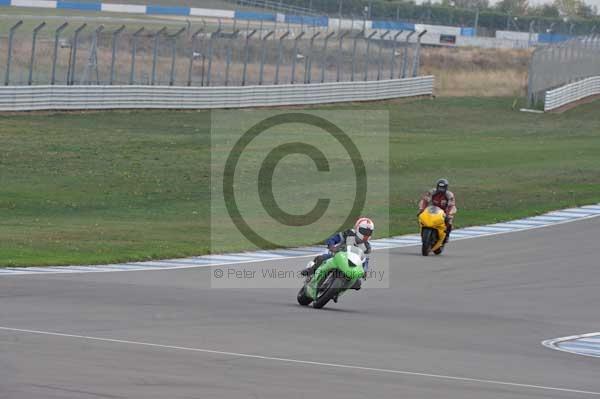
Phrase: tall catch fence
[
  {"left": 0, "top": 18, "right": 427, "bottom": 87},
  {"left": 527, "top": 34, "right": 600, "bottom": 106}
]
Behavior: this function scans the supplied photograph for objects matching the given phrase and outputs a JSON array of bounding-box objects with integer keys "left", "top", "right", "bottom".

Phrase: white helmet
[{"left": 354, "top": 217, "right": 374, "bottom": 241}]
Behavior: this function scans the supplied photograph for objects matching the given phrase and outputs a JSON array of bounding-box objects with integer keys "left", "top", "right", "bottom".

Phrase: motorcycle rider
[
  {"left": 418, "top": 178, "right": 456, "bottom": 247},
  {"left": 300, "top": 217, "right": 374, "bottom": 284}
]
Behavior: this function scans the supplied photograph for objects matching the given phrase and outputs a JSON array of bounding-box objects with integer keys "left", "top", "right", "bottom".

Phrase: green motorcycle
[{"left": 297, "top": 246, "right": 365, "bottom": 309}]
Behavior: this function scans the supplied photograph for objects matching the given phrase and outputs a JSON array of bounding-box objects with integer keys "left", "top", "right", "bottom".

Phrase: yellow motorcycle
[{"left": 418, "top": 205, "right": 447, "bottom": 256}]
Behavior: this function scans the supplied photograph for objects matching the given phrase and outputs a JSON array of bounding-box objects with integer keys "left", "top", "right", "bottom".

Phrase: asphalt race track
[{"left": 1, "top": 217, "right": 599, "bottom": 399}]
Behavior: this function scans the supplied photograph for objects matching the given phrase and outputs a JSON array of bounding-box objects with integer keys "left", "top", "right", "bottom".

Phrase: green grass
[{"left": 1, "top": 97, "right": 599, "bottom": 267}]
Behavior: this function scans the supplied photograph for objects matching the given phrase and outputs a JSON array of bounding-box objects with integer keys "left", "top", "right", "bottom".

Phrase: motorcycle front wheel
[
  {"left": 313, "top": 272, "right": 347, "bottom": 309},
  {"left": 421, "top": 228, "right": 438, "bottom": 256},
  {"left": 297, "top": 285, "right": 312, "bottom": 306}
]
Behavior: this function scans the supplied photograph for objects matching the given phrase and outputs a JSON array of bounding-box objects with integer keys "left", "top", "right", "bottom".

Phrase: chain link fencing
[
  {"left": 0, "top": 19, "right": 427, "bottom": 87},
  {"left": 527, "top": 34, "right": 600, "bottom": 106}
]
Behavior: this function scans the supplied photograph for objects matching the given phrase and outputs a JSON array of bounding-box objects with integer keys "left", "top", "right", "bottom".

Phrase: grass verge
[{"left": 1, "top": 97, "right": 599, "bottom": 266}]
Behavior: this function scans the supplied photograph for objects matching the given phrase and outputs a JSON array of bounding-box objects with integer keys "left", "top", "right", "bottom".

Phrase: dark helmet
[{"left": 436, "top": 178, "right": 449, "bottom": 193}]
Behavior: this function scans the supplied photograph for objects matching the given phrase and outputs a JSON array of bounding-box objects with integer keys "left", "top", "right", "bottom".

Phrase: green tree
[
  {"left": 552, "top": 0, "right": 597, "bottom": 17},
  {"left": 576, "top": 2, "right": 597, "bottom": 17},
  {"left": 495, "top": 0, "right": 529, "bottom": 14},
  {"left": 453, "top": 0, "right": 490, "bottom": 9},
  {"left": 528, "top": 4, "right": 560, "bottom": 17}
]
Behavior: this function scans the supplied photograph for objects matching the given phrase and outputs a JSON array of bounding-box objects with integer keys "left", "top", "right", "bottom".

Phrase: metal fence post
[
  {"left": 552, "top": 43, "right": 570, "bottom": 86},
  {"left": 305, "top": 31, "right": 320, "bottom": 83},
  {"left": 583, "top": 34, "right": 591, "bottom": 50},
  {"left": 274, "top": 30, "right": 290, "bottom": 85},
  {"left": 528, "top": 20, "right": 535, "bottom": 46},
  {"left": 242, "top": 29, "right": 257, "bottom": 86},
  {"left": 572, "top": 37, "right": 580, "bottom": 69},
  {"left": 336, "top": 31, "right": 349, "bottom": 82},
  {"left": 350, "top": 30, "right": 363, "bottom": 82},
  {"left": 259, "top": 30, "right": 275, "bottom": 85},
  {"left": 401, "top": 31, "right": 415, "bottom": 79},
  {"left": 109, "top": 25, "right": 125, "bottom": 85},
  {"left": 206, "top": 28, "right": 221, "bottom": 87},
  {"left": 168, "top": 27, "right": 186, "bottom": 86},
  {"left": 151, "top": 27, "right": 167, "bottom": 85},
  {"left": 291, "top": 31, "right": 305, "bottom": 84},
  {"left": 363, "top": 30, "right": 377, "bottom": 81},
  {"left": 526, "top": 47, "right": 539, "bottom": 107},
  {"left": 28, "top": 22, "right": 46, "bottom": 86},
  {"left": 129, "top": 27, "right": 144, "bottom": 85},
  {"left": 412, "top": 30, "right": 427, "bottom": 77},
  {"left": 320, "top": 31, "right": 335, "bottom": 83},
  {"left": 200, "top": 43, "right": 206, "bottom": 86},
  {"left": 376, "top": 30, "right": 389, "bottom": 81},
  {"left": 5, "top": 20, "right": 23, "bottom": 86},
  {"left": 81, "top": 24, "right": 103, "bottom": 85},
  {"left": 225, "top": 30, "right": 239, "bottom": 86},
  {"left": 187, "top": 28, "right": 203, "bottom": 86},
  {"left": 51, "top": 22, "right": 68, "bottom": 85},
  {"left": 547, "top": 44, "right": 557, "bottom": 88},
  {"left": 390, "top": 30, "right": 402, "bottom": 79},
  {"left": 68, "top": 23, "right": 87, "bottom": 85}
]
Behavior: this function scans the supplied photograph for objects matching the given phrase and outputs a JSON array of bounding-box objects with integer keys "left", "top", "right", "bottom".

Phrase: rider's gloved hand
[{"left": 329, "top": 244, "right": 342, "bottom": 253}]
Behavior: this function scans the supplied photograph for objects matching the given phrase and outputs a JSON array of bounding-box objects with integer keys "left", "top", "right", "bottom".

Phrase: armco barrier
[
  {"left": 234, "top": 10, "right": 277, "bottom": 21},
  {"left": 371, "top": 21, "right": 415, "bottom": 31},
  {"left": 284, "top": 15, "right": 329, "bottom": 27},
  {"left": 544, "top": 76, "right": 600, "bottom": 111},
  {"left": 0, "top": 77, "right": 434, "bottom": 112},
  {"left": 538, "top": 33, "right": 572, "bottom": 43},
  {"left": 146, "top": 4, "right": 190, "bottom": 15},
  {"left": 57, "top": 1, "right": 100, "bottom": 11}
]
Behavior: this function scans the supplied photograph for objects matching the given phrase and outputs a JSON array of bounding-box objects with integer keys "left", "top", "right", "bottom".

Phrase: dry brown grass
[{"left": 420, "top": 47, "right": 531, "bottom": 97}]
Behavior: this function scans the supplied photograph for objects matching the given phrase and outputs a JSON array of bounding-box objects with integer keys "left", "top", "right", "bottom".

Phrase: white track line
[
  {"left": 0, "top": 326, "right": 598, "bottom": 396},
  {"left": 543, "top": 333, "right": 600, "bottom": 358}
]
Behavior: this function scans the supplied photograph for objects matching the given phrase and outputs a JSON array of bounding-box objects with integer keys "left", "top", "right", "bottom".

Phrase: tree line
[{"left": 279, "top": 0, "right": 599, "bottom": 34}]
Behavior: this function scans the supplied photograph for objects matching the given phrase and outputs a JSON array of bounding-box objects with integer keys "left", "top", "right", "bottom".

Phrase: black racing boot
[
  {"left": 300, "top": 263, "right": 315, "bottom": 276},
  {"left": 434, "top": 225, "right": 452, "bottom": 255},
  {"left": 351, "top": 279, "right": 362, "bottom": 290},
  {"left": 443, "top": 224, "right": 452, "bottom": 245}
]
